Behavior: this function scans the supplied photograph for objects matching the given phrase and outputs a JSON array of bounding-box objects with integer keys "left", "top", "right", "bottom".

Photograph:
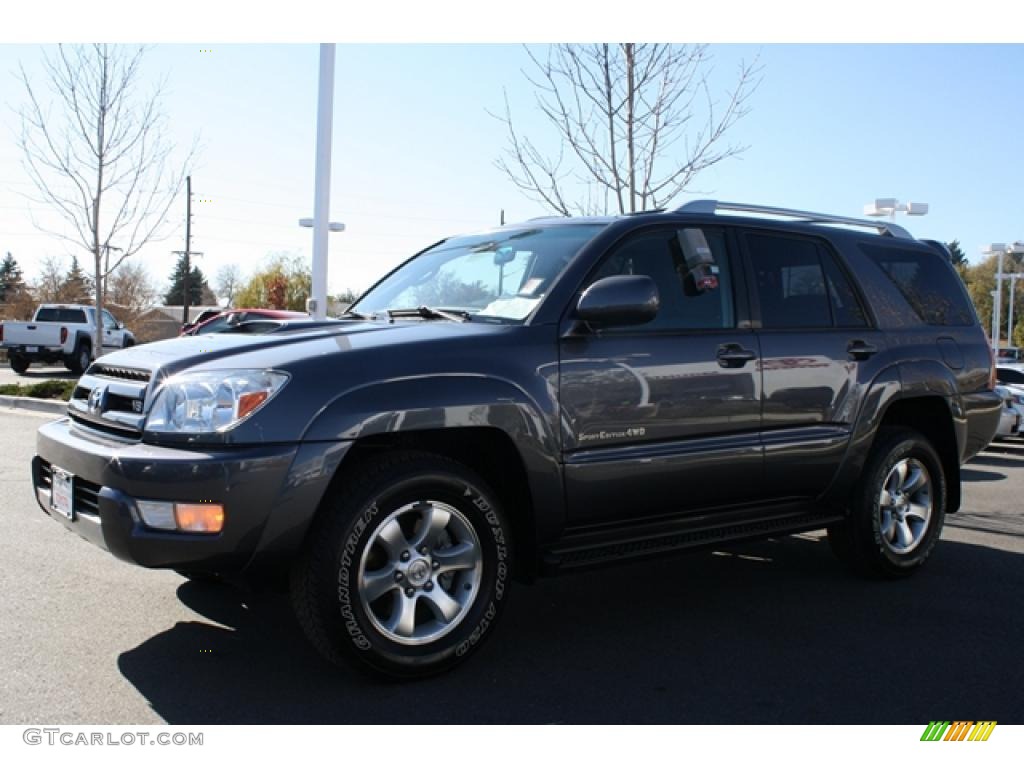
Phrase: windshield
[{"left": 352, "top": 224, "right": 606, "bottom": 322}]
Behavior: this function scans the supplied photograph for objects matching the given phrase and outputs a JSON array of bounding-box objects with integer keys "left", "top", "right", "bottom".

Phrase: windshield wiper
[
  {"left": 387, "top": 306, "right": 471, "bottom": 323},
  {"left": 341, "top": 309, "right": 371, "bottom": 320}
]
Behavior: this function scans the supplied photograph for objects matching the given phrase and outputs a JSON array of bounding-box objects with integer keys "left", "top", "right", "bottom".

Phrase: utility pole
[{"left": 181, "top": 175, "right": 192, "bottom": 325}]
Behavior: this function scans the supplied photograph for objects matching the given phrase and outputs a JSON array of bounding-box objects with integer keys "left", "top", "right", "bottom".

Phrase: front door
[
  {"left": 559, "top": 226, "right": 764, "bottom": 526},
  {"left": 101, "top": 310, "right": 124, "bottom": 353}
]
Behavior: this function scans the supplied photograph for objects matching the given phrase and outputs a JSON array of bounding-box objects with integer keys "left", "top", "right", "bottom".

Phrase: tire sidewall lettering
[{"left": 336, "top": 478, "right": 509, "bottom": 663}]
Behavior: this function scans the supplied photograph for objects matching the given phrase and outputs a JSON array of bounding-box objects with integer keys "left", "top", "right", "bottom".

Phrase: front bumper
[{"left": 33, "top": 418, "right": 351, "bottom": 572}]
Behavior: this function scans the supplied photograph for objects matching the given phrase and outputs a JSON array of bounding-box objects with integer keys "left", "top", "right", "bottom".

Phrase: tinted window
[
  {"left": 747, "top": 234, "right": 832, "bottom": 328},
  {"left": 35, "top": 307, "right": 88, "bottom": 324},
  {"left": 820, "top": 249, "right": 868, "bottom": 327},
  {"left": 862, "top": 245, "right": 975, "bottom": 326},
  {"left": 102, "top": 310, "right": 117, "bottom": 329},
  {"left": 196, "top": 316, "right": 230, "bottom": 335},
  {"left": 588, "top": 228, "right": 734, "bottom": 330}
]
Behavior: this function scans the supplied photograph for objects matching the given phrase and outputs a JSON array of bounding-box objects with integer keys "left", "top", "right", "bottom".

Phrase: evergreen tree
[
  {"left": 163, "top": 252, "right": 211, "bottom": 306},
  {"left": 0, "top": 252, "right": 26, "bottom": 303},
  {"left": 62, "top": 255, "right": 94, "bottom": 303}
]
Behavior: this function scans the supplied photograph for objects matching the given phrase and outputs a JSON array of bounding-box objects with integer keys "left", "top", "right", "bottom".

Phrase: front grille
[
  {"left": 75, "top": 477, "right": 101, "bottom": 515},
  {"left": 37, "top": 459, "right": 103, "bottom": 517},
  {"left": 69, "top": 369, "right": 151, "bottom": 439},
  {"left": 88, "top": 364, "right": 151, "bottom": 383}
]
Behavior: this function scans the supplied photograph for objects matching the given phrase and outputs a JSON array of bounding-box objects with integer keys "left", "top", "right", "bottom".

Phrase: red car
[{"left": 181, "top": 308, "right": 307, "bottom": 336}]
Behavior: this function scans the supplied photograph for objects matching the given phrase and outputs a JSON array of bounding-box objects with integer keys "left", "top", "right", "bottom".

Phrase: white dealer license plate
[
  {"left": 51, "top": 466, "right": 74, "bottom": 521},
  {"left": 26, "top": 346, "right": 38, "bottom": 353}
]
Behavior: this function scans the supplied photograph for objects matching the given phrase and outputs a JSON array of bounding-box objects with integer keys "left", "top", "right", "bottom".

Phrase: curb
[{"left": 0, "top": 395, "right": 69, "bottom": 416}]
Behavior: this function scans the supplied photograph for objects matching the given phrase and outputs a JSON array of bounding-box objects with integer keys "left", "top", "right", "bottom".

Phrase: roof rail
[{"left": 675, "top": 199, "right": 914, "bottom": 240}]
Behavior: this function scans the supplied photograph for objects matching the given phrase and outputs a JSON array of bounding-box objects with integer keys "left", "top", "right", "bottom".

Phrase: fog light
[
  {"left": 136, "top": 500, "right": 177, "bottom": 530},
  {"left": 175, "top": 503, "right": 225, "bottom": 534}
]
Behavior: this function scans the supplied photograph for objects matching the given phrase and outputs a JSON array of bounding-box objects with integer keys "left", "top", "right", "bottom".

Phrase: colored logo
[{"left": 920, "top": 721, "right": 997, "bottom": 742}]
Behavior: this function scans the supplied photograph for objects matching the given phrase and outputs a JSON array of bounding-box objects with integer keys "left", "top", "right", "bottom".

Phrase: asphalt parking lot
[
  {"left": 1, "top": 407, "right": 1021, "bottom": 725},
  {"left": 0, "top": 363, "right": 76, "bottom": 387}
]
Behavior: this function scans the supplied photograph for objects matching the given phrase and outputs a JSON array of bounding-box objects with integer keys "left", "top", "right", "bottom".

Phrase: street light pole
[
  {"left": 309, "top": 43, "right": 337, "bottom": 321},
  {"left": 984, "top": 243, "right": 1024, "bottom": 354}
]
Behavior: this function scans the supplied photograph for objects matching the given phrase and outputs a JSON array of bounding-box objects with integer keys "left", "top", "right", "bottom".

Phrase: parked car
[
  {"left": 1, "top": 304, "right": 134, "bottom": 374},
  {"left": 996, "top": 346, "right": 1022, "bottom": 364},
  {"left": 992, "top": 385, "right": 1022, "bottom": 440},
  {"left": 32, "top": 200, "right": 1001, "bottom": 679},
  {"left": 181, "top": 308, "right": 307, "bottom": 336},
  {"left": 994, "top": 367, "right": 1024, "bottom": 435},
  {"left": 180, "top": 308, "right": 222, "bottom": 335}
]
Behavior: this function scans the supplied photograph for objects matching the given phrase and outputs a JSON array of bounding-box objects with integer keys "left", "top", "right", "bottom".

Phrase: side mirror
[
  {"left": 574, "top": 275, "right": 659, "bottom": 330},
  {"left": 117, "top": 322, "right": 124, "bottom": 330}
]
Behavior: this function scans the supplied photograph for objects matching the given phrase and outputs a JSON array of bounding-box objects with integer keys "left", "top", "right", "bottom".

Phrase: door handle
[
  {"left": 847, "top": 340, "right": 878, "bottom": 360},
  {"left": 717, "top": 344, "right": 757, "bottom": 368}
]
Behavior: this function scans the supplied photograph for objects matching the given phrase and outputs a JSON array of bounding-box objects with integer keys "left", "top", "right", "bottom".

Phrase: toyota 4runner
[{"left": 32, "top": 200, "right": 1001, "bottom": 678}]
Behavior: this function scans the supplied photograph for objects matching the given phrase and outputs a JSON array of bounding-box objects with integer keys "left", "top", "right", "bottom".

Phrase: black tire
[
  {"left": 9, "top": 354, "right": 29, "bottom": 375},
  {"left": 290, "top": 451, "right": 512, "bottom": 679},
  {"left": 123, "top": 337, "right": 135, "bottom": 348},
  {"left": 828, "top": 427, "right": 946, "bottom": 578},
  {"left": 66, "top": 342, "right": 91, "bottom": 374}
]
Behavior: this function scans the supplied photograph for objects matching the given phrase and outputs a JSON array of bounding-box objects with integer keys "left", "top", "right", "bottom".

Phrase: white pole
[
  {"left": 1008, "top": 275, "right": 1017, "bottom": 349},
  {"left": 993, "top": 249, "right": 1005, "bottom": 354},
  {"left": 310, "top": 43, "right": 336, "bottom": 320}
]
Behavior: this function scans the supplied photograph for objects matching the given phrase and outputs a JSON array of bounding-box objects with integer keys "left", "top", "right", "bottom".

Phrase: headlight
[{"left": 146, "top": 369, "right": 289, "bottom": 434}]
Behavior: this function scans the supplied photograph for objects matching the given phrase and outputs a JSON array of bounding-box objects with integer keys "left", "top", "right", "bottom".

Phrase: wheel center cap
[{"left": 406, "top": 558, "right": 431, "bottom": 586}]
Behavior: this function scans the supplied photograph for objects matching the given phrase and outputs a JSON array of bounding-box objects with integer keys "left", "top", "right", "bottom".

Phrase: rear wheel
[
  {"left": 66, "top": 342, "right": 91, "bottom": 374},
  {"left": 828, "top": 427, "right": 946, "bottom": 578},
  {"left": 290, "top": 451, "right": 512, "bottom": 679},
  {"left": 8, "top": 354, "right": 29, "bottom": 374}
]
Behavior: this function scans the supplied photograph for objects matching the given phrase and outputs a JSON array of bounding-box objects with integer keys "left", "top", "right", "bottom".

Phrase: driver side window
[{"left": 587, "top": 228, "right": 734, "bottom": 331}]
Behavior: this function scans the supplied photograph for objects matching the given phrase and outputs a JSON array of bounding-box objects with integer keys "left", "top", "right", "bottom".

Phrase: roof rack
[{"left": 675, "top": 199, "right": 914, "bottom": 240}]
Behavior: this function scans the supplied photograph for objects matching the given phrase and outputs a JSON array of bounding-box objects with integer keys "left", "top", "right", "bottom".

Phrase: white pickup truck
[{"left": 0, "top": 304, "right": 135, "bottom": 375}]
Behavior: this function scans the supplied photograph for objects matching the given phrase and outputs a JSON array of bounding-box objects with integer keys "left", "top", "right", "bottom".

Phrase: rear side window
[
  {"left": 746, "top": 234, "right": 832, "bottom": 328},
  {"left": 35, "top": 308, "right": 87, "bottom": 323},
  {"left": 861, "top": 245, "right": 975, "bottom": 326}
]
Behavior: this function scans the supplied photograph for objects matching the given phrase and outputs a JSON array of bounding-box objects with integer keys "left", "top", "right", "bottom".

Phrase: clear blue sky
[{"left": 1, "top": 43, "right": 1023, "bottom": 297}]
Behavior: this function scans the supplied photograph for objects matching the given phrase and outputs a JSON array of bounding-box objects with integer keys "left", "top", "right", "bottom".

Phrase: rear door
[
  {"left": 742, "top": 230, "right": 885, "bottom": 500},
  {"left": 559, "top": 225, "right": 764, "bottom": 526}
]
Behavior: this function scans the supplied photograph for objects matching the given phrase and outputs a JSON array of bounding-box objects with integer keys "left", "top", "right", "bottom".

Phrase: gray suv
[{"left": 32, "top": 200, "right": 1001, "bottom": 678}]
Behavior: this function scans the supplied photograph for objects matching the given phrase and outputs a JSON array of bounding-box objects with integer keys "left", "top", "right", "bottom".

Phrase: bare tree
[
  {"left": 215, "top": 263, "right": 242, "bottom": 307},
  {"left": 106, "top": 259, "right": 158, "bottom": 328},
  {"left": 34, "top": 255, "right": 68, "bottom": 303},
  {"left": 16, "top": 44, "right": 195, "bottom": 354},
  {"left": 495, "top": 44, "right": 761, "bottom": 216}
]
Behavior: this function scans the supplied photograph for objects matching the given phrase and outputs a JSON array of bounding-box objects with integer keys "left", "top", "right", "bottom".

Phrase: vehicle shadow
[
  {"left": 116, "top": 535, "right": 1024, "bottom": 724},
  {"left": 12, "top": 369, "right": 77, "bottom": 380},
  {"left": 960, "top": 468, "right": 1005, "bottom": 483}
]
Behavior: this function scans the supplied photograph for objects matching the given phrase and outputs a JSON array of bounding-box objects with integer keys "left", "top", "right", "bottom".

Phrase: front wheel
[
  {"left": 290, "top": 451, "right": 512, "bottom": 678},
  {"left": 828, "top": 427, "right": 946, "bottom": 578}
]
